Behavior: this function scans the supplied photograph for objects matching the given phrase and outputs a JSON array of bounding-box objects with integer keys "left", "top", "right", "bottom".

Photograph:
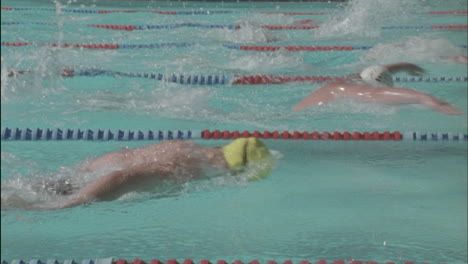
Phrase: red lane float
[
  {"left": 201, "top": 129, "right": 403, "bottom": 140},
  {"left": 431, "top": 24, "right": 468, "bottom": 29},
  {"left": 260, "top": 12, "right": 329, "bottom": 15},
  {"left": 427, "top": 10, "right": 468, "bottom": 14},
  {"left": 87, "top": 24, "right": 137, "bottom": 31},
  {"left": 232, "top": 75, "right": 345, "bottom": 85},
  {"left": 260, "top": 25, "right": 319, "bottom": 30}
]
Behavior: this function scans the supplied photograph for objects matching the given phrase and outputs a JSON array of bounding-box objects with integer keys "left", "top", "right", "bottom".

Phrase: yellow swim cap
[{"left": 222, "top": 137, "right": 272, "bottom": 181}]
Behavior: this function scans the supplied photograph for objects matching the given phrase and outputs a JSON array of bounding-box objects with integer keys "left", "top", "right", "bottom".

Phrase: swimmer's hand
[
  {"left": 384, "top": 63, "right": 426, "bottom": 76},
  {"left": 1, "top": 194, "right": 33, "bottom": 210}
]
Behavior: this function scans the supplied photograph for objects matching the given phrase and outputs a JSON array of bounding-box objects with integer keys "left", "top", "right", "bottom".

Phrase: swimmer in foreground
[
  {"left": 2, "top": 138, "right": 274, "bottom": 210},
  {"left": 292, "top": 62, "right": 463, "bottom": 115}
]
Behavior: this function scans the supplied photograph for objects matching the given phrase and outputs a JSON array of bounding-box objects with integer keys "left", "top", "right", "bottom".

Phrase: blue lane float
[
  {"left": 0, "top": 128, "right": 200, "bottom": 141},
  {"left": 74, "top": 69, "right": 232, "bottom": 85}
]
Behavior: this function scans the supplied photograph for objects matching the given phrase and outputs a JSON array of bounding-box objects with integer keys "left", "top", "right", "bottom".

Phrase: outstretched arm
[
  {"left": 365, "top": 86, "right": 463, "bottom": 115},
  {"left": 69, "top": 162, "right": 173, "bottom": 205},
  {"left": 1, "top": 193, "right": 90, "bottom": 211},
  {"left": 383, "top": 63, "right": 425, "bottom": 76},
  {"left": 440, "top": 55, "right": 468, "bottom": 64},
  {"left": 292, "top": 82, "right": 338, "bottom": 111},
  {"left": 7, "top": 163, "right": 174, "bottom": 210}
]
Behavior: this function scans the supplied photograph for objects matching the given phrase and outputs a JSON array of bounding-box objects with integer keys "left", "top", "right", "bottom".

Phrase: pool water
[{"left": 1, "top": 0, "right": 467, "bottom": 262}]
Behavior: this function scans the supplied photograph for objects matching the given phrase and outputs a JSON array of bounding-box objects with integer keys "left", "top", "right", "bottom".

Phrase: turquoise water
[{"left": 1, "top": 0, "right": 467, "bottom": 262}]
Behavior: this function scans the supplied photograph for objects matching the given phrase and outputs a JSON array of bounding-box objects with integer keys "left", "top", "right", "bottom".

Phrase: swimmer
[
  {"left": 1, "top": 138, "right": 274, "bottom": 210},
  {"left": 440, "top": 55, "right": 468, "bottom": 64},
  {"left": 292, "top": 62, "right": 463, "bottom": 115},
  {"left": 6, "top": 68, "right": 74, "bottom": 78}
]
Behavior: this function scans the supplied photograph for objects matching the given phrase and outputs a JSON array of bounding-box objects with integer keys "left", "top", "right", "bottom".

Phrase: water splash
[
  {"left": 69, "top": 84, "right": 219, "bottom": 119},
  {"left": 0, "top": 55, "right": 12, "bottom": 100},
  {"left": 361, "top": 36, "right": 466, "bottom": 63},
  {"left": 223, "top": 51, "right": 310, "bottom": 73},
  {"left": 1, "top": 150, "right": 120, "bottom": 209},
  {"left": 206, "top": 22, "right": 284, "bottom": 43},
  {"left": 239, "top": 13, "right": 297, "bottom": 26},
  {"left": 314, "top": 0, "right": 422, "bottom": 39}
]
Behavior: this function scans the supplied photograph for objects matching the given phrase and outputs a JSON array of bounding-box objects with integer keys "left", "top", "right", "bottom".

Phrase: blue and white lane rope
[
  {"left": 74, "top": 69, "right": 468, "bottom": 85},
  {"left": 4, "top": 259, "right": 114, "bottom": 264},
  {"left": 76, "top": 69, "right": 231, "bottom": 85},
  {"left": 5, "top": 68, "right": 468, "bottom": 85},
  {"left": 0, "top": 128, "right": 199, "bottom": 141},
  {"left": 1, "top": 128, "right": 466, "bottom": 141}
]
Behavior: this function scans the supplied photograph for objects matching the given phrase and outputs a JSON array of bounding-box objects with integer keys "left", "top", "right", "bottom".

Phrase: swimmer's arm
[
  {"left": 6, "top": 68, "right": 74, "bottom": 78},
  {"left": 383, "top": 63, "right": 425, "bottom": 76},
  {"left": 2, "top": 163, "right": 173, "bottom": 211},
  {"left": 440, "top": 55, "right": 468, "bottom": 64},
  {"left": 1, "top": 193, "right": 89, "bottom": 211},
  {"left": 292, "top": 82, "right": 337, "bottom": 111},
  {"left": 76, "top": 163, "right": 173, "bottom": 202},
  {"left": 15, "top": 163, "right": 174, "bottom": 210}
]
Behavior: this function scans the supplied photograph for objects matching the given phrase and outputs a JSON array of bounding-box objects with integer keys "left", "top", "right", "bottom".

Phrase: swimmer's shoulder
[{"left": 137, "top": 140, "right": 199, "bottom": 152}]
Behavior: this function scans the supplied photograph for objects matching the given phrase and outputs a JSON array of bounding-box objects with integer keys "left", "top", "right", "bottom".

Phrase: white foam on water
[
  {"left": 239, "top": 12, "right": 297, "bottom": 26},
  {"left": 205, "top": 22, "right": 285, "bottom": 43},
  {"left": 70, "top": 84, "right": 220, "bottom": 120},
  {"left": 0, "top": 150, "right": 130, "bottom": 209},
  {"left": 361, "top": 36, "right": 467, "bottom": 64},
  {"left": 314, "top": 0, "right": 422, "bottom": 39},
  {"left": 223, "top": 51, "right": 309, "bottom": 72},
  {"left": 0, "top": 47, "right": 76, "bottom": 102}
]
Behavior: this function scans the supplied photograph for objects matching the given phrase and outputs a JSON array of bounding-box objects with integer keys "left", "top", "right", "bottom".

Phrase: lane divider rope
[
  {"left": 0, "top": 7, "right": 233, "bottom": 15},
  {"left": 2, "top": 21, "right": 466, "bottom": 31},
  {"left": 224, "top": 44, "right": 468, "bottom": 51},
  {"left": 1, "top": 41, "right": 195, "bottom": 49},
  {"left": 2, "top": 6, "right": 467, "bottom": 15},
  {"left": 3, "top": 42, "right": 467, "bottom": 51},
  {"left": 230, "top": 74, "right": 468, "bottom": 85},
  {"left": 1, "top": 128, "right": 466, "bottom": 141},
  {"left": 87, "top": 23, "right": 240, "bottom": 30},
  {"left": 427, "top": 10, "right": 468, "bottom": 15},
  {"left": 5, "top": 69, "right": 467, "bottom": 85},
  {"left": 260, "top": 12, "right": 329, "bottom": 15},
  {"left": 86, "top": 24, "right": 468, "bottom": 31},
  {"left": 0, "top": 260, "right": 440, "bottom": 264}
]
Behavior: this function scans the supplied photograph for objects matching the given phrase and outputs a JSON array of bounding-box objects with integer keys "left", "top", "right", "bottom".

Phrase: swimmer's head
[
  {"left": 360, "top": 65, "right": 394, "bottom": 87},
  {"left": 222, "top": 137, "right": 273, "bottom": 181}
]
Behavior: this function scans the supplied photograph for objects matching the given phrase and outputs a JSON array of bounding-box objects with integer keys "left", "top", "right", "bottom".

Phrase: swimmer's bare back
[
  {"left": 16, "top": 140, "right": 228, "bottom": 210},
  {"left": 292, "top": 81, "right": 463, "bottom": 115}
]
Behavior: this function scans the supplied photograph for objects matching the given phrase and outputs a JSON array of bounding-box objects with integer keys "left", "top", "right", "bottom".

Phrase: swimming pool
[{"left": 1, "top": 0, "right": 467, "bottom": 262}]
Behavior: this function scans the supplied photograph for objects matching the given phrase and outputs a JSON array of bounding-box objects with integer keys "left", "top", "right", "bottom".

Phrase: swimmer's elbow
[
  {"left": 291, "top": 105, "right": 303, "bottom": 111},
  {"left": 32, "top": 197, "right": 91, "bottom": 210},
  {"left": 292, "top": 102, "right": 309, "bottom": 111}
]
